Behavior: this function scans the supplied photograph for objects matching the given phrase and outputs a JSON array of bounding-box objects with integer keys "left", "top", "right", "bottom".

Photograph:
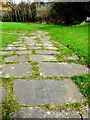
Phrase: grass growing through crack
[
  {"left": 32, "top": 49, "right": 36, "bottom": 54},
  {"left": 40, "top": 100, "right": 89, "bottom": 115},
  {"left": 35, "top": 38, "right": 41, "bottom": 44},
  {"left": 31, "top": 61, "right": 40, "bottom": 79},
  {"left": 2, "top": 92, "right": 20, "bottom": 120},
  {"left": 2, "top": 78, "right": 20, "bottom": 120}
]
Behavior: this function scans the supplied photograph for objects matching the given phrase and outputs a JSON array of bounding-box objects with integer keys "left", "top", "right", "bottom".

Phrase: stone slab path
[
  {"left": 1, "top": 30, "right": 89, "bottom": 119},
  {"left": 13, "top": 79, "right": 84, "bottom": 105}
]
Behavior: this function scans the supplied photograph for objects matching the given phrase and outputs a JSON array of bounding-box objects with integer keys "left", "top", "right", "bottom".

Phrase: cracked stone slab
[
  {"left": 0, "top": 51, "right": 13, "bottom": 55},
  {"left": 36, "top": 50, "right": 60, "bottom": 55},
  {"left": 39, "top": 62, "right": 88, "bottom": 76},
  {"left": 13, "top": 79, "right": 84, "bottom": 105},
  {"left": 64, "top": 55, "right": 79, "bottom": 60},
  {"left": 11, "top": 107, "right": 81, "bottom": 118},
  {"left": 30, "top": 55, "right": 56, "bottom": 61},
  {"left": 4, "top": 55, "right": 18, "bottom": 62},
  {"left": 16, "top": 51, "right": 31, "bottom": 55},
  {"left": 1, "top": 63, "right": 32, "bottom": 77}
]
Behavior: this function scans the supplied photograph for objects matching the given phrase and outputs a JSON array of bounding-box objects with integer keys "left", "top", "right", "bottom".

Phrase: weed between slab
[
  {"left": 32, "top": 49, "right": 36, "bottom": 54},
  {"left": 1, "top": 78, "right": 20, "bottom": 120},
  {"left": 35, "top": 38, "right": 42, "bottom": 44}
]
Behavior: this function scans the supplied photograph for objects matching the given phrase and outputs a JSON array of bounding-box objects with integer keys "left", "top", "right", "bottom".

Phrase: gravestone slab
[
  {"left": 30, "top": 55, "right": 56, "bottom": 61},
  {"left": 4, "top": 55, "right": 18, "bottom": 62},
  {"left": 39, "top": 62, "right": 88, "bottom": 76},
  {"left": 2, "top": 63, "right": 32, "bottom": 77},
  {"left": 13, "top": 79, "right": 84, "bottom": 105},
  {"left": 16, "top": 51, "right": 31, "bottom": 55},
  {"left": 36, "top": 50, "right": 60, "bottom": 55}
]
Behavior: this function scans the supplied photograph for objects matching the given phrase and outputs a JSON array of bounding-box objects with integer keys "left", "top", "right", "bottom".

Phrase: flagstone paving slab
[
  {"left": 39, "top": 62, "right": 88, "bottom": 76},
  {"left": 13, "top": 79, "right": 84, "bottom": 105},
  {"left": 19, "top": 56, "right": 28, "bottom": 63},
  {"left": 5, "top": 46, "right": 15, "bottom": 51},
  {"left": 4, "top": 55, "right": 18, "bottom": 62},
  {"left": 11, "top": 107, "right": 81, "bottom": 118},
  {"left": 2, "top": 63, "right": 32, "bottom": 77},
  {"left": 6, "top": 44, "right": 14, "bottom": 47},
  {"left": 0, "top": 51, "right": 13, "bottom": 55},
  {"left": 64, "top": 55, "right": 79, "bottom": 60},
  {"left": 5, "top": 46, "right": 27, "bottom": 51},
  {"left": 45, "top": 46, "right": 58, "bottom": 50},
  {"left": 16, "top": 51, "right": 31, "bottom": 55},
  {"left": 30, "top": 46, "right": 44, "bottom": 50},
  {"left": 25, "top": 37, "right": 36, "bottom": 45},
  {"left": 36, "top": 50, "right": 60, "bottom": 55},
  {"left": 14, "top": 44, "right": 26, "bottom": 47},
  {"left": 30, "top": 55, "right": 56, "bottom": 61}
]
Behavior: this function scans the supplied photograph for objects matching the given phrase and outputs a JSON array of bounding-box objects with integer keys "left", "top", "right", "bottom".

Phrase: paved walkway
[{"left": 0, "top": 31, "right": 89, "bottom": 119}]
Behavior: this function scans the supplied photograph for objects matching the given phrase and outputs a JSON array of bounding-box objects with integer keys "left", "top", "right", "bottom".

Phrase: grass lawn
[
  {"left": 32, "top": 23, "right": 89, "bottom": 66},
  {"left": 1, "top": 22, "right": 37, "bottom": 33},
  {"left": 1, "top": 22, "right": 89, "bottom": 66},
  {"left": 0, "top": 34, "right": 19, "bottom": 50}
]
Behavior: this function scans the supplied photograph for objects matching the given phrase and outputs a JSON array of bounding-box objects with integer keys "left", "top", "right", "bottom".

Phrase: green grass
[
  {"left": 0, "top": 34, "right": 19, "bottom": 50},
  {"left": 1, "top": 22, "right": 89, "bottom": 118},
  {"left": 31, "top": 23, "right": 89, "bottom": 66},
  {"left": 1, "top": 22, "right": 37, "bottom": 33},
  {"left": 1, "top": 22, "right": 88, "bottom": 66},
  {"left": 72, "top": 75, "right": 90, "bottom": 98}
]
